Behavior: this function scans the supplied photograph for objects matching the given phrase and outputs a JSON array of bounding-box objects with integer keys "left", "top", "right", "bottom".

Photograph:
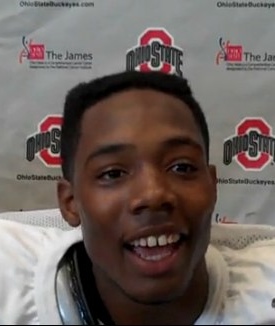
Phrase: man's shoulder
[
  {"left": 209, "top": 223, "right": 275, "bottom": 324},
  {"left": 210, "top": 222, "right": 275, "bottom": 266},
  {"left": 221, "top": 238, "right": 275, "bottom": 324},
  {"left": 0, "top": 218, "right": 66, "bottom": 243},
  {"left": 0, "top": 219, "right": 67, "bottom": 265},
  {"left": 0, "top": 219, "right": 82, "bottom": 324},
  {"left": 211, "top": 222, "right": 275, "bottom": 249},
  {"left": 0, "top": 218, "right": 83, "bottom": 269}
]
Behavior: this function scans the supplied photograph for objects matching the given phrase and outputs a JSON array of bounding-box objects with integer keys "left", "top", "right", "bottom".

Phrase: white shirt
[{"left": 0, "top": 219, "right": 275, "bottom": 325}]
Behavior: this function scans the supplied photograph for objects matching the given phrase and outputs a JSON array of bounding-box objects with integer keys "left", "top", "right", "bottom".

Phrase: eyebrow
[
  {"left": 160, "top": 136, "right": 203, "bottom": 153},
  {"left": 85, "top": 143, "right": 135, "bottom": 166},
  {"left": 85, "top": 136, "right": 204, "bottom": 166}
]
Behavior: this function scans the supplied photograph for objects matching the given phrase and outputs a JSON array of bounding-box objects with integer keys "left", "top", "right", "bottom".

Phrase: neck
[{"left": 93, "top": 260, "right": 209, "bottom": 325}]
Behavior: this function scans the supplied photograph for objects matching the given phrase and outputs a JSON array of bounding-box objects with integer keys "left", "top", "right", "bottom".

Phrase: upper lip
[{"left": 124, "top": 224, "right": 188, "bottom": 244}]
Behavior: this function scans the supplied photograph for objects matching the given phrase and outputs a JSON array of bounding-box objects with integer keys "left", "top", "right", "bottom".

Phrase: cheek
[
  {"left": 182, "top": 181, "right": 215, "bottom": 220},
  {"left": 180, "top": 181, "right": 215, "bottom": 246},
  {"left": 77, "top": 185, "right": 128, "bottom": 263},
  {"left": 80, "top": 207, "right": 119, "bottom": 270},
  {"left": 78, "top": 183, "right": 127, "bottom": 225}
]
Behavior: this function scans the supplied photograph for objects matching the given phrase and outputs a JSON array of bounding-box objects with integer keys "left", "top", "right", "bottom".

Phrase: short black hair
[{"left": 61, "top": 70, "right": 209, "bottom": 181}]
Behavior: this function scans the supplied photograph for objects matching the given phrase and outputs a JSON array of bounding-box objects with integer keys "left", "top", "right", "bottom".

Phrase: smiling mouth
[{"left": 124, "top": 233, "right": 187, "bottom": 262}]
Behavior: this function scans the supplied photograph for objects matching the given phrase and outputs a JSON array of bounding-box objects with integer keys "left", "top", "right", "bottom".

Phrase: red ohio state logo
[
  {"left": 126, "top": 28, "right": 183, "bottom": 76},
  {"left": 26, "top": 115, "right": 63, "bottom": 167},
  {"left": 223, "top": 118, "right": 275, "bottom": 171}
]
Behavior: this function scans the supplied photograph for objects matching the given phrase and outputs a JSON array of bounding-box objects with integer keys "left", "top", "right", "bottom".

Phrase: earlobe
[
  {"left": 57, "top": 178, "right": 80, "bottom": 227},
  {"left": 209, "top": 164, "right": 217, "bottom": 184},
  {"left": 209, "top": 164, "right": 217, "bottom": 202}
]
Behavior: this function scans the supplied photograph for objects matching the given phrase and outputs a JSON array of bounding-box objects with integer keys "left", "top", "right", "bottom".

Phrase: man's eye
[
  {"left": 98, "top": 169, "right": 126, "bottom": 181},
  {"left": 170, "top": 163, "right": 197, "bottom": 174}
]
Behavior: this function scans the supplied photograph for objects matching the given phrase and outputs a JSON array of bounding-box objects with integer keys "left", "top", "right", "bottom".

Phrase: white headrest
[{"left": 0, "top": 208, "right": 73, "bottom": 230}]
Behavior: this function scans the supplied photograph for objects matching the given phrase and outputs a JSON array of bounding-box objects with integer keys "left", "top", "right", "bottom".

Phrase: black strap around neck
[
  {"left": 72, "top": 242, "right": 115, "bottom": 325},
  {"left": 56, "top": 242, "right": 115, "bottom": 325}
]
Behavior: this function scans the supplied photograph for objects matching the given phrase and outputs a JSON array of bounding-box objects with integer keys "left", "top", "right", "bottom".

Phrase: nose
[{"left": 129, "top": 165, "right": 176, "bottom": 215}]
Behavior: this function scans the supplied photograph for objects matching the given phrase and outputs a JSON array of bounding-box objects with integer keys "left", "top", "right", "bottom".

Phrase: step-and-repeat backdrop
[{"left": 1, "top": 0, "right": 275, "bottom": 225}]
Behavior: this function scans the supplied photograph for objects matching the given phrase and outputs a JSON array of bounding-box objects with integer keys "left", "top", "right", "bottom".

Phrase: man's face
[{"left": 58, "top": 89, "right": 216, "bottom": 304}]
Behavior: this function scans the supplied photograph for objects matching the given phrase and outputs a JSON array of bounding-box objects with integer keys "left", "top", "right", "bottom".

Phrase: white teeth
[
  {"left": 167, "top": 234, "right": 174, "bottom": 244},
  {"left": 133, "top": 240, "right": 140, "bottom": 247},
  {"left": 139, "top": 238, "right": 147, "bottom": 247},
  {"left": 130, "top": 233, "right": 181, "bottom": 248},
  {"left": 139, "top": 252, "right": 171, "bottom": 261},
  {"left": 147, "top": 236, "right": 157, "bottom": 247},
  {"left": 173, "top": 234, "right": 180, "bottom": 242},
  {"left": 158, "top": 235, "right": 167, "bottom": 246},
  {"left": 167, "top": 233, "right": 180, "bottom": 244}
]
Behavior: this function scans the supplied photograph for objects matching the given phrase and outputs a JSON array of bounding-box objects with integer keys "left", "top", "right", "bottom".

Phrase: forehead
[{"left": 78, "top": 89, "right": 204, "bottom": 153}]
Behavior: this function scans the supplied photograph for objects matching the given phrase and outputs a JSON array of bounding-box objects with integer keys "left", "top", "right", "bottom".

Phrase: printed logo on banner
[
  {"left": 223, "top": 117, "right": 275, "bottom": 171},
  {"left": 25, "top": 115, "right": 62, "bottom": 168},
  {"left": 216, "top": 38, "right": 243, "bottom": 64},
  {"left": 19, "top": 37, "right": 45, "bottom": 63},
  {"left": 126, "top": 28, "right": 184, "bottom": 77},
  {"left": 216, "top": 37, "right": 275, "bottom": 71},
  {"left": 19, "top": 36, "right": 93, "bottom": 70}
]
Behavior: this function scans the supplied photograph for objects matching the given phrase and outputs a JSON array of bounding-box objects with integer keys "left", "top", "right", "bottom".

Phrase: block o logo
[
  {"left": 26, "top": 115, "right": 63, "bottom": 167},
  {"left": 223, "top": 118, "right": 275, "bottom": 171},
  {"left": 126, "top": 28, "right": 184, "bottom": 77}
]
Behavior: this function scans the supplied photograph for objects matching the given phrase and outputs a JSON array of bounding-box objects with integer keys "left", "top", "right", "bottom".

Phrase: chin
[{"left": 124, "top": 278, "right": 186, "bottom": 305}]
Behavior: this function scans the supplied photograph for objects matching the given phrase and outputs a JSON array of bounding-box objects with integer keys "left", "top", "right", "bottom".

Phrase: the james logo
[
  {"left": 223, "top": 118, "right": 275, "bottom": 171},
  {"left": 26, "top": 115, "right": 63, "bottom": 167},
  {"left": 18, "top": 36, "right": 93, "bottom": 70},
  {"left": 126, "top": 28, "right": 183, "bottom": 76},
  {"left": 216, "top": 37, "right": 243, "bottom": 65},
  {"left": 19, "top": 36, "right": 45, "bottom": 63}
]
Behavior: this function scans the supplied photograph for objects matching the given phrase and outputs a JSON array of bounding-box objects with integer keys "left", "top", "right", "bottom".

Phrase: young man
[{"left": 0, "top": 71, "right": 275, "bottom": 325}]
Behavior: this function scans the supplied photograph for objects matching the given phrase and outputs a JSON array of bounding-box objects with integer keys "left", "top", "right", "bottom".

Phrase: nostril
[
  {"left": 161, "top": 202, "right": 174, "bottom": 212},
  {"left": 133, "top": 205, "right": 148, "bottom": 215},
  {"left": 130, "top": 187, "right": 176, "bottom": 215},
  {"left": 131, "top": 202, "right": 174, "bottom": 215}
]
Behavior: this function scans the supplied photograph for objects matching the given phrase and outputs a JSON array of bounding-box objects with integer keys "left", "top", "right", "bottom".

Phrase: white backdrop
[{"left": 1, "top": 0, "right": 275, "bottom": 226}]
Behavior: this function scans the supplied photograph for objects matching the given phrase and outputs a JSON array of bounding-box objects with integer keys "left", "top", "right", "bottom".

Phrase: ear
[
  {"left": 208, "top": 164, "right": 217, "bottom": 203},
  {"left": 57, "top": 178, "right": 80, "bottom": 227}
]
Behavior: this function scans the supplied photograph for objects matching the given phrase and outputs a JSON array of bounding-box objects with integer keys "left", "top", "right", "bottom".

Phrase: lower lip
[{"left": 125, "top": 243, "right": 184, "bottom": 277}]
